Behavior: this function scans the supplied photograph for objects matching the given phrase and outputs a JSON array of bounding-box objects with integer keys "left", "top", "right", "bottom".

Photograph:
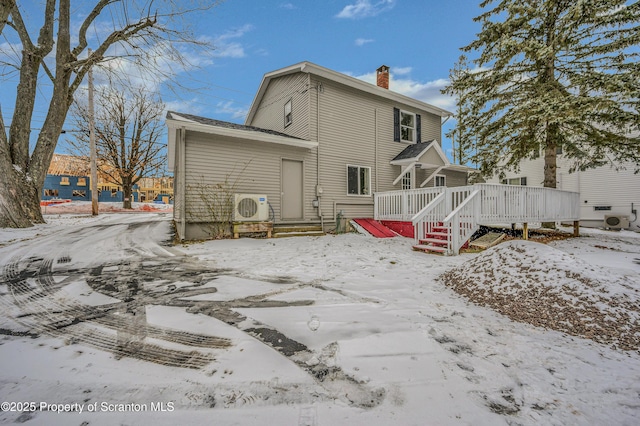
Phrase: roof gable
[
  {"left": 391, "top": 140, "right": 450, "bottom": 167},
  {"left": 245, "top": 61, "right": 453, "bottom": 125}
]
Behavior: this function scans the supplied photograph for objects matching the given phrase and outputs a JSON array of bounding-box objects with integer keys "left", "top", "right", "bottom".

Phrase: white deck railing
[
  {"left": 375, "top": 184, "right": 580, "bottom": 255},
  {"left": 374, "top": 187, "right": 443, "bottom": 221}
]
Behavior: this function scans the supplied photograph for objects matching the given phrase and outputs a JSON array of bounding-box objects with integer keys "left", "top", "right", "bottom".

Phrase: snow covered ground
[{"left": 0, "top": 212, "right": 639, "bottom": 425}]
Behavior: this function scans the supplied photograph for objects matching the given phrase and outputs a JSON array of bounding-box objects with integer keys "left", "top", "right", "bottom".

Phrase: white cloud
[
  {"left": 355, "top": 38, "right": 374, "bottom": 46},
  {"left": 353, "top": 70, "right": 455, "bottom": 111},
  {"left": 336, "top": 0, "right": 396, "bottom": 19},
  {"left": 215, "top": 101, "right": 248, "bottom": 120},
  {"left": 210, "top": 24, "right": 254, "bottom": 58},
  {"left": 393, "top": 66, "right": 412, "bottom": 75}
]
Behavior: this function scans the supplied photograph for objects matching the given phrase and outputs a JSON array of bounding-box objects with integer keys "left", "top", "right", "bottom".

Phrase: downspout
[
  {"left": 316, "top": 81, "right": 324, "bottom": 229},
  {"left": 179, "top": 126, "right": 186, "bottom": 241},
  {"left": 375, "top": 108, "right": 379, "bottom": 193}
]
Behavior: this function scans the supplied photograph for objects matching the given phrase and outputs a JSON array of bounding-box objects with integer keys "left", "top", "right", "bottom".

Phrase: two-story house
[{"left": 167, "top": 62, "right": 471, "bottom": 240}]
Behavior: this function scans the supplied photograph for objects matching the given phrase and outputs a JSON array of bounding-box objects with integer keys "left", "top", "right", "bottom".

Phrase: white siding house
[{"left": 486, "top": 152, "right": 640, "bottom": 231}]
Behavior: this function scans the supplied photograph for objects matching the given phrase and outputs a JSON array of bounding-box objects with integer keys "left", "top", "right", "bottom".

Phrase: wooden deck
[{"left": 375, "top": 184, "right": 580, "bottom": 255}]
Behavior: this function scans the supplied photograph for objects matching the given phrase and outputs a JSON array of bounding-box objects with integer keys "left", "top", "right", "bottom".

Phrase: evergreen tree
[{"left": 444, "top": 0, "right": 640, "bottom": 188}]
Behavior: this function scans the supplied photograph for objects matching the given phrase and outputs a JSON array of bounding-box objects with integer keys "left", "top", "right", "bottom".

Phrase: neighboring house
[
  {"left": 485, "top": 147, "right": 640, "bottom": 231},
  {"left": 42, "top": 174, "right": 92, "bottom": 201},
  {"left": 167, "top": 62, "right": 472, "bottom": 240},
  {"left": 45, "top": 153, "right": 168, "bottom": 203}
]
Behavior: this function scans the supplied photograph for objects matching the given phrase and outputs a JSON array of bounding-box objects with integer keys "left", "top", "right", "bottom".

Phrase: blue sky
[{"left": 1, "top": 0, "right": 485, "bottom": 161}]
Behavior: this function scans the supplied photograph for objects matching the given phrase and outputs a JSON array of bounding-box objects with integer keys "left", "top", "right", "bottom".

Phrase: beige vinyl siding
[
  {"left": 182, "top": 130, "right": 318, "bottom": 225},
  {"left": 440, "top": 169, "right": 467, "bottom": 187},
  {"left": 308, "top": 75, "right": 443, "bottom": 219},
  {"left": 249, "top": 73, "right": 311, "bottom": 140}
]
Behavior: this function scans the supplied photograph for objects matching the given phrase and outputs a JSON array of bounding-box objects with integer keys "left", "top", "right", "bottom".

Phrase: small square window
[
  {"left": 60, "top": 177, "right": 70, "bottom": 185},
  {"left": 77, "top": 177, "right": 87, "bottom": 186},
  {"left": 284, "top": 99, "right": 292, "bottom": 127},
  {"left": 435, "top": 175, "right": 446, "bottom": 187}
]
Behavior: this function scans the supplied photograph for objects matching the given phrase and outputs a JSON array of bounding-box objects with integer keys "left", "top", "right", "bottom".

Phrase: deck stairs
[
  {"left": 412, "top": 223, "right": 450, "bottom": 254},
  {"left": 375, "top": 184, "right": 580, "bottom": 256}
]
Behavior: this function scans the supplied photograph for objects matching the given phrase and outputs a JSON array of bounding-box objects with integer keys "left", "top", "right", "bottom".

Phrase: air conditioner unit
[
  {"left": 604, "top": 214, "right": 630, "bottom": 229},
  {"left": 234, "top": 194, "right": 269, "bottom": 222}
]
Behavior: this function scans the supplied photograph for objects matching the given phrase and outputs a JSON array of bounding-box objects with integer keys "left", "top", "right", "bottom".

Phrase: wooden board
[
  {"left": 468, "top": 232, "right": 505, "bottom": 249},
  {"left": 233, "top": 222, "right": 273, "bottom": 239}
]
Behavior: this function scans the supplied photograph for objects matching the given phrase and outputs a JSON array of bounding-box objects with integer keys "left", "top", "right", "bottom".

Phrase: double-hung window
[
  {"left": 347, "top": 165, "right": 371, "bottom": 196},
  {"left": 400, "top": 111, "right": 416, "bottom": 142},
  {"left": 393, "top": 108, "right": 421, "bottom": 143}
]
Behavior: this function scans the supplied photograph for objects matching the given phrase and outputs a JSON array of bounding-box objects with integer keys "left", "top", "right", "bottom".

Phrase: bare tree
[
  {"left": 0, "top": 0, "right": 216, "bottom": 227},
  {"left": 69, "top": 85, "right": 166, "bottom": 209}
]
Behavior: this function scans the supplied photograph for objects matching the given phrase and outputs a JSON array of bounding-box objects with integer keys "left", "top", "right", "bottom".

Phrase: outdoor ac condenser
[
  {"left": 234, "top": 194, "right": 269, "bottom": 222},
  {"left": 604, "top": 214, "right": 630, "bottom": 230}
]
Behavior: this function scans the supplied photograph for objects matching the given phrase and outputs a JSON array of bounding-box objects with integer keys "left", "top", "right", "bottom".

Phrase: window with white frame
[
  {"left": 400, "top": 110, "right": 415, "bottom": 142},
  {"left": 284, "top": 99, "right": 292, "bottom": 127},
  {"left": 347, "top": 165, "right": 371, "bottom": 196},
  {"left": 435, "top": 175, "right": 446, "bottom": 187},
  {"left": 501, "top": 177, "right": 527, "bottom": 186},
  {"left": 402, "top": 169, "right": 413, "bottom": 190}
]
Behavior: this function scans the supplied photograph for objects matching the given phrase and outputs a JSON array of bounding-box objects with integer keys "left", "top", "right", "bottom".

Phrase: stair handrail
[
  {"left": 442, "top": 189, "right": 481, "bottom": 255},
  {"left": 411, "top": 191, "right": 447, "bottom": 244}
]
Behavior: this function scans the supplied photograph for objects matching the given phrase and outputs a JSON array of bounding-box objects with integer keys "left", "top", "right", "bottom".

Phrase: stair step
[
  {"left": 273, "top": 230, "right": 325, "bottom": 238},
  {"left": 419, "top": 238, "right": 449, "bottom": 246},
  {"left": 432, "top": 226, "right": 448, "bottom": 232},
  {"left": 426, "top": 232, "right": 449, "bottom": 238},
  {"left": 412, "top": 244, "right": 448, "bottom": 254}
]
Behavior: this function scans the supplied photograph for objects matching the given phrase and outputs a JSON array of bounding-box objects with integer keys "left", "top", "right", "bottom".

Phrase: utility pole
[{"left": 88, "top": 48, "right": 99, "bottom": 216}]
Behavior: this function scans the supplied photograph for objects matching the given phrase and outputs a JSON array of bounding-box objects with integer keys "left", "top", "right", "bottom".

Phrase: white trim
[
  {"left": 392, "top": 161, "right": 417, "bottom": 186},
  {"left": 347, "top": 164, "right": 372, "bottom": 196},
  {"left": 166, "top": 117, "right": 317, "bottom": 150},
  {"left": 399, "top": 110, "right": 416, "bottom": 143},
  {"left": 420, "top": 165, "right": 445, "bottom": 187},
  {"left": 246, "top": 61, "right": 453, "bottom": 124}
]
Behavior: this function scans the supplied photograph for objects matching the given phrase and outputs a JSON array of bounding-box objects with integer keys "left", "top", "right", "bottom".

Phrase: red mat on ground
[{"left": 353, "top": 218, "right": 397, "bottom": 238}]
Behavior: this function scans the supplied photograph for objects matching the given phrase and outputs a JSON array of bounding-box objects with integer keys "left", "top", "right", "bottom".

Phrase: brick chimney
[{"left": 376, "top": 65, "right": 390, "bottom": 89}]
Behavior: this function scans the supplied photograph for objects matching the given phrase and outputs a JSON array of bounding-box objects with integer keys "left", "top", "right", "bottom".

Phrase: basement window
[
  {"left": 72, "top": 190, "right": 87, "bottom": 198},
  {"left": 44, "top": 189, "right": 58, "bottom": 197}
]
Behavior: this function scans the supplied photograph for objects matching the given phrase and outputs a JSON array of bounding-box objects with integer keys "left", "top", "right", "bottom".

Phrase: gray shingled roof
[
  {"left": 166, "top": 111, "right": 304, "bottom": 140},
  {"left": 391, "top": 141, "right": 435, "bottom": 162}
]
